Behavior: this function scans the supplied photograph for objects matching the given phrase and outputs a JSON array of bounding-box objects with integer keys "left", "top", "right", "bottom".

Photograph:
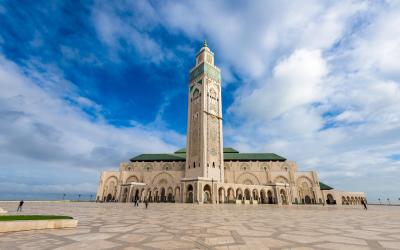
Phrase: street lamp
[
  {"left": 378, "top": 198, "right": 381, "bottom": 205},
  {"left": 78, "top": 194, "right": 81, "bottom": 201},
  {"left": 387, "top": 198, "right": 390, "bottom": 205},
  {"left": 62, "top": 193, "right": 66, "bottom": 200}
]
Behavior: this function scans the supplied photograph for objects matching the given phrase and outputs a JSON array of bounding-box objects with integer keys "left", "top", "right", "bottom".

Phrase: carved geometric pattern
[
  {"left": 125, "top": 175, "right": 139, "bottom": 184},
  {"left": 144, "top": 163, "right": 154, "bottom": 171},
  {"left": 152, "top": 172, "right": 174, "bottom": 185},
  {"left": 274, "top": 176, "right": 289, "bottom": 184},
  {"left": 189, "top": 88, "right": 201, "bottom": 159},
  {"left": 207, "top": 116, "right": 220, "bottom": 158},
  {"left": 236, "top": 172, "right": 260, "bottom": 185},
  {"left": 296, "top": 176, "right": 313, "bottom": 187},
  {"left": 240, "top": 163, "right": 250, "bottom": 171}
]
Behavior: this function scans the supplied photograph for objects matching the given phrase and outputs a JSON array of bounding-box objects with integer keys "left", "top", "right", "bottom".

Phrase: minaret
[{"left": 185, "top": 41, "right": 224, "bottom": 182}]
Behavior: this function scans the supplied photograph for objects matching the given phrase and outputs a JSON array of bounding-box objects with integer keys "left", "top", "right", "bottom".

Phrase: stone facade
[{"left": 97, "top": 42, "right": 365, "bottom": 206}]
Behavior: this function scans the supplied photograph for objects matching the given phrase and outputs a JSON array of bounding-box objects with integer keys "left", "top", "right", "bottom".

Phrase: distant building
[{"left": 97, "top": 42, "right": 365, "bottom": 206}]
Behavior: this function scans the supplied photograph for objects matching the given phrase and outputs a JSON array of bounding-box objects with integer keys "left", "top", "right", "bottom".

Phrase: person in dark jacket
[
  {"left": 144, "top": 198, "right": 149, "bottom": 209},
  {"left": 361, "top": 199, "right": 367, "bottom": 210},
  {"left": 17, "top": 200, "right": 24, "bottom": 212}
]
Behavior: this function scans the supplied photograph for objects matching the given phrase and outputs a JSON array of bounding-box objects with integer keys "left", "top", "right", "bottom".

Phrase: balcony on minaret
[
  {"left": 196, "top": 40, "right": 214, "bottom": 66},
  {"left": 190, "top": 41, "right": 220, "bottom": 84}
]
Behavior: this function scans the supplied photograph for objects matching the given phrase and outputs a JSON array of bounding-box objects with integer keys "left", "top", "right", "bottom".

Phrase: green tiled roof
[
  {"left": 174, "top": 148, "right": 187, "bottom": 154},
  {"left": 224, "top": 153, "right": 285, "bottom": 161},
  {"left": 223, "top": 147, "right": 239, "bottom": 153},
  {"left": 131, "top": 148, "right": 286, "bottom": 162},
  {"left": 130, "top": 154, "right": 185, "bottom": 162},
  {"left": 319, "top": 182, "right": 334, "bottom": 190},
  {"left": 174, "top": 147, "right": 240, "bottom": 154}
]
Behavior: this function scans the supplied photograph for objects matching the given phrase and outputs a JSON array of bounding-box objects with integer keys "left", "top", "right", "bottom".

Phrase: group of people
[
  {"left": 133, "top": 198, "right": 149, "bottom": 209},
  {"left": 15, "top": 198, "right": 367, "bottom": 211}
]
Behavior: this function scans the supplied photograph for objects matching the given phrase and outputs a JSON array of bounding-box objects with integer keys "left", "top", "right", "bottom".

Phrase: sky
[{"left": 0, "top": 0, "right": 399, "bottom": 202}]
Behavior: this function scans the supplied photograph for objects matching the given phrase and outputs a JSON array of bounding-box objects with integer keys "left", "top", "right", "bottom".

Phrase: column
[
  {"left": 198, "top": 182, "right": 203, "bottom": 204},
  {"left": 127, "top": 185, "right": 133, "bottom": 203},
  {"left": 274, "top": 186, "right": 281, "bottom": 205}
]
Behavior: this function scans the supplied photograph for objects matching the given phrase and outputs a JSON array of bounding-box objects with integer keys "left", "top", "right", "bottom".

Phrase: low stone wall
[{"left": 0, "top": 219, "right": 78, "bottom": 233}]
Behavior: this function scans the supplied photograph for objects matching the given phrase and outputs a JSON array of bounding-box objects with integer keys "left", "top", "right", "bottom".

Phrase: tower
[{"left": 185, "top": 41, "right": 224, "bottom": 182}]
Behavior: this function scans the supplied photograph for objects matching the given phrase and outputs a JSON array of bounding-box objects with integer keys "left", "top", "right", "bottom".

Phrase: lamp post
[
  {"left": 387, "top": 198, "right": 390, "bottom": 205},
  {"left": 378, "top": 198, "right": 381, "bottom": 205},
  {"left": 62, "top": 193, "right": 66, "bottom": 200},
  {"left": 78, "top": 194, "right": 81, "bottom": 202},
  {"left": 90, "top": 194, "right": 93, "bottom": 202}
]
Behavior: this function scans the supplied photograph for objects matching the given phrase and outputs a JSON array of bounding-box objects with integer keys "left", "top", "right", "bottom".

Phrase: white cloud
[
  {"left": 156, "top": 0, "right": 400, "bottom": 200},
  {"left": 1, "top": 0, "right": 399, "bottom": 201},
  {"left": 347, "top": 1, "right": 400, "bottom": 80},
  {"left": 160, "top": 0, "right": 365, "bottom": 79},
  {"left": 0, "top": 55, "right": 184, "bottom": 193},
  {"left": 230, "top": 49, "right": 328, "bottom": 121},
  {"left": 91, "top": 1, "right": 170, "bottom": 64}
]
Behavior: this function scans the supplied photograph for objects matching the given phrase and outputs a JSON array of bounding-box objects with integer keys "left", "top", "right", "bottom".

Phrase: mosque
[{"left": 96, "top": 42, "right": 365, "bottom": 206}]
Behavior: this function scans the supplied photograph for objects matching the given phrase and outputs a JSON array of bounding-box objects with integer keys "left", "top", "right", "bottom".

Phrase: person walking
[
  {"left": 17, "top": 200, "right": 24, "bottom": 212},
  {"left": 145, "top": 198, "right": 149, "bottom": 209},
  {"left": 361, "top": 199, "right": 367, "bottom": 210},
  {"left": 135, "top": 198, "right": 139, "bottom": 207}
]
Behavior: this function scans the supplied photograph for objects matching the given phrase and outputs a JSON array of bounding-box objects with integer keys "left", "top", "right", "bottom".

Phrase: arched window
[
  {"left": 193, "top": 162, "right": 196, "bottom": 168},
  {"left": 212, "top": 162, "right": 215, "bottom": 168}
]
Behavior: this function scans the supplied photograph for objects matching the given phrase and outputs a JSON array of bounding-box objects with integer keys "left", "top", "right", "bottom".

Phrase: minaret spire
[{"left": 186, "top": 42, "right": 223, "bottom": 186}]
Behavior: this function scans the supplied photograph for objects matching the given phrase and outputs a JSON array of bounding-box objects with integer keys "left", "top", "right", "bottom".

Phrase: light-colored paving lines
[{"left": 0, "top": 202, "right": 399, "bottom": 249}]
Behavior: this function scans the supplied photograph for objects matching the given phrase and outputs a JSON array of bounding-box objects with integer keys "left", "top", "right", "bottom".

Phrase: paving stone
[
  {"left": 204, "top": 236, "right": 236, "bottom": 245},
  {"left": 314, "top": 243, "right": 371, "bottom": 250},
  {"left": 378, "top": 241, "right": 400, "bottom": 249},
  {"left": 0, "top": 202, "right": 399, "bottom": 249}
]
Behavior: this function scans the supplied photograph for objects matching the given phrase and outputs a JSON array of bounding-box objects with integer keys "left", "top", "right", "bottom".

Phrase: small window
[
  {"left": 193, "top": 162, "right": 196, "bottom": 168},
  {"left": 212, "top": 162, "right": 215, "bottom": 168}
]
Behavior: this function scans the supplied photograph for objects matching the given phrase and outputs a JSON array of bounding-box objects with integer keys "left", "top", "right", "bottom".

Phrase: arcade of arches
[{"left": 97, "top": 168, "right": 366, "bottom": 206}]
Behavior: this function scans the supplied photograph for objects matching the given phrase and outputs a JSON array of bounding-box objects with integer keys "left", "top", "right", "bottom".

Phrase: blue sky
[{"left": 0, "top": 0, "right": 399, "bottom": 202}]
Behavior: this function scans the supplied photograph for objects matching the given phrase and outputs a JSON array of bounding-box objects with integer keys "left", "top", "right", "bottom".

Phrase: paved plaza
[{"left": 0, "top": 202, "right": 400, "bottom": 250}]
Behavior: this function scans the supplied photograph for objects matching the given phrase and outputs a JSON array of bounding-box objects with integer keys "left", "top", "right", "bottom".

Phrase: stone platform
[
  {"left": 0, "top": 219, "right": 78, "bottom": 233},
  {"left": 0, "top": 202, "right": 399, "bottom": 249},
  {"left": 0, "top": 207, "right": 7, "bottom": 214}
]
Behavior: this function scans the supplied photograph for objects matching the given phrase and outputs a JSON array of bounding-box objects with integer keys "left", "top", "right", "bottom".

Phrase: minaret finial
[{"left": 203, "top": 40, "right": 207, "bottom": 47}]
